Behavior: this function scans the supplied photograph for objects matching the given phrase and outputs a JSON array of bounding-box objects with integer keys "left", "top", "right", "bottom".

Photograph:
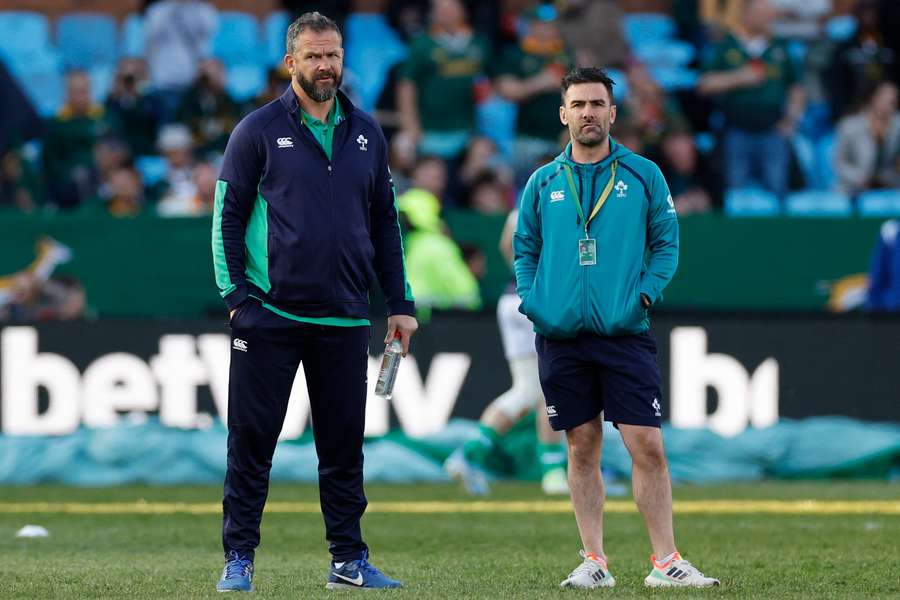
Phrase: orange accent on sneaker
[
  {"left": 651, "top": 552, "right": 682, "bottom": 569},
  {"left": 585, "top": 552, "right": 607, "bottom": 567}
]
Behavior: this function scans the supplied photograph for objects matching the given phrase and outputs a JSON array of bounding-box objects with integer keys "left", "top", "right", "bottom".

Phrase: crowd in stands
[{"left": 0, "top": 0, "right": 899, "bottom": 312}]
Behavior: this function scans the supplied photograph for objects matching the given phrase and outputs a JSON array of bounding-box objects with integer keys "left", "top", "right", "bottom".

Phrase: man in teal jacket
[{"left": 514, "top": 67, "right": 719, "bottom": 589}]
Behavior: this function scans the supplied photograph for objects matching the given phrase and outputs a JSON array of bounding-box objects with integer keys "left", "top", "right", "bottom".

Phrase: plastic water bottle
[{"left": 375, "top": 332, "right": 403, "bottom": 399}]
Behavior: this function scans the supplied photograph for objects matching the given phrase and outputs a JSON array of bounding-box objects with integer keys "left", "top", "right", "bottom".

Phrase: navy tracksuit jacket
[{"left": 212, "top": 87, "right": 414, "bottom": 562}]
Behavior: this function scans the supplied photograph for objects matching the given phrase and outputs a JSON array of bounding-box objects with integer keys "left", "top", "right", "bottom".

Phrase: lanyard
[{"left": 562, "top": 161, "right": 617, "bottom": 235}]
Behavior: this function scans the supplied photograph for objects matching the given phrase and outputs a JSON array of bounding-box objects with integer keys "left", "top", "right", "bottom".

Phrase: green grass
[{"left": 2, "top": 482, "right": 898, "bottom": 599}]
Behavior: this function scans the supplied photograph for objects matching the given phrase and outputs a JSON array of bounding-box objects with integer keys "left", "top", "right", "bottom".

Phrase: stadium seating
[
  {"left": 344, "top": 12, "right": 407, "bottom": 113},
  {"left": 88, "top": 64, "right": 115, "bottom": 104},
  {"left": 264, "top": 11, "right": 289, "bottom": 66},
  {"left": 650, "top": 67, "right": 699, "bottom": 92},
  {"left": 815, "top": 133, "right": 837, "bottom": 190},
  {"left": 135, "top": 155, "right": 169, "bottom": 187},
  {"left": 0, "top": 11, "right": 49, "bottom": 55},
  {"left": 826, "top": 15, "right": 857, "bottom": 41},
  {"left": 605, "top": 68, "right": 629, "bottom": 102},
  {"left": 56, "top": 12, "right": 118, "bottom": 69},
  {"left": 725, "top": 187, "right": 781, "bottom": 217},
  {"left": 121, "top": 13, "right": 145, "bottom": 58},
  {"left": 621, "top": 12, "right": 676, "bottom": 46},
  {"left": 226, "top": 63, "right": 266, "bottom": 102},
  {"left": 785, "top": 190, "right": 852, "bottom": 217},
  {"left": 476, "top": 95, "right": 517, "bottom": 158},
  {"left": 6, "top": 45, "right": 64, "bottom": 117},
  {"left": 858, "top": 189, "right": 900, "bottom": 217},
  {"left": 212, "top": 11, "right": 261, "bottom": 66},
  {"left": 632, "top": 40, "right": 695, "bottom": 69}
]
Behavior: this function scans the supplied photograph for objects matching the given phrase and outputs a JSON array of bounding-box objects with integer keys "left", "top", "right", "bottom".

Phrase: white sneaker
[
  {"left": 444, "top": 448, "right": 490, "bottom": 496},
  {"left": 541, "top": 467, "right": 569, "bottom": 495},
  {"left": 560, "top": 550, "right": 615, "bottom": 589},
  {"left": 644, "top": 552, "right": 720, "bottom": 587}
]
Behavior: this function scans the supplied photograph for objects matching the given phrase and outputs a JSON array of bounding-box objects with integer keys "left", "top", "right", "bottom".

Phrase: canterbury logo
[
  {"left": 276, "top": 137, "right": 293, "bottom": 148},
  {"left": 233, "top": 338, "right": 248, "bottom": 352},
  {"left": 546, "top": 405, "right": 558, "bottom": 417},
  {"left": 550, "top": 190, "right": 565, "bottom": 202}
]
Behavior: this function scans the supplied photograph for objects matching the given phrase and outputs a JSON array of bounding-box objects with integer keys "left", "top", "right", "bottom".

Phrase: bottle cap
[{"left": 393, "top": 331, "right": 402, "bottom": 340}]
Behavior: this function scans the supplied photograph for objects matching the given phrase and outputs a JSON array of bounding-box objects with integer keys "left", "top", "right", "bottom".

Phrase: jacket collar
[
  {"left": 279, "top": 85, "right": 356, "bottom": 119},
  {"left": 556, "top": 136, "right": 628, "bottom": 169}
]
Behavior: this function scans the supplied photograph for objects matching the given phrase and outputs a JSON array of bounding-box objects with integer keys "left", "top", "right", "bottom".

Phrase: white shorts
[{"left": 496, "top": 292, "right": 536, "bottom": 361}]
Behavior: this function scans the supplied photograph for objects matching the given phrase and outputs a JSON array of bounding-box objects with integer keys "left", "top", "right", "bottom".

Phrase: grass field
[{"left": 2, "top": 481, "right": 898, "bottom": 599}]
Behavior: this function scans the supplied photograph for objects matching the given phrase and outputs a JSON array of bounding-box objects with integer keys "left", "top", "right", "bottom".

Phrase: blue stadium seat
[
  {"left": 622, "top": 13, "right": 676, "bottom": 47},
  {"left": 135, "top": 155, "right": 169, "bottom": 187},
  {"left": 725, "top": 188, "right": 781, "bottom": 217},
  {"left": 213, "top": 11, "right": 261, "bottom": 66},
  {"left": 226, "top": 63, "right": 266, "bottom": 102},
  {"left": 121, "top": 13, "right": 145, "bottom": 57},
  {"left": 5, "top": 45, "right": 64, "bottom": 117},
  {"left": 632, "top": 40, "right": 695, "bottom": 69},
  {"left": 56, "top": 12, "right": 118, "bottom": 69},
  {"left": 858, "top": 190, "right": 900, "bottom": 217},
  {"left": 792, "top": 134, "right": 817, "bottom": 189},
  {"left": 0, "top": 11, "right": 49, "bottom": 54},
  {"left": 785, "top": 190, "right": 851, "bottom": 217},
  {"left": 650, "top": 67, "right": 698, "bottom": 91},
  {"left": 815, "top": 133, "right": 836, "bottom": 190},
  {"left": 605, "top": 68, "right": 629, "bottom": 101},
  {"left": 89, "top": 64, "right": 115, "bottom": 104},
  {"left": 826, "top": 15, "right": 857, "bottom": 41},
  {"left": 344, "top": 13, "right": 407, "bottom": 113},
  {"left": 265, "top": 11, "right": 289, "bottom": 66},
  {"left": 476, "top": 95, "right": 517, "bottom": 158}
]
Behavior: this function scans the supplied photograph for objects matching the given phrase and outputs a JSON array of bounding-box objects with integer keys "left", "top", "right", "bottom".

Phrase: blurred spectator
[
  {"left": 769, "top": 0, "right": 832, "bottom": 41},
  {"left": 104, "top": 167, "right": 144, "bottom": 217},
  {"left": 1, "top": 149, "right": 42, "bottom": 211},
  {"left": 613, "top": 120, "right": 646, "bottom": 155},
  {"left": 158, "top": 162, "right": 217, "bottom": 216},
  {"left": 834, "top": 81, "right": 900, "bottom": 196},
  {"left": 825, "top": 0, "right": 896, "bottom": 121},
  {"left": 91, "top": 137, "right": 132, "bottom": 205},
  {"left": 397, "top": 0, "right": 491, "bottom": 160},
  {"left": 156, "top": 124, "right": 197, "bottom": 209},
  {"left": 146, "top": 0, "right": 218, "bottom": 122},
  {"left": 865, "top": 219, "right": 900, "bottom": 312},
  {"left": 105, "top": 58, "right": 160, "bottom": 157},
  {"left": 397, "top": 186, "right": 481, "bottom": 316},
  {"left": 456, "top": 136, "right": 513, "bottom": 202},
  {"left": 255, "top": 66, "right": 293, "bottom": 108},
  {"left": 0, "top": 273, "right": 86, "bottom": 322},
  {"left": 699, "top": 0, "right": 745, "bottom": 39},
  {"left": 177, "top": 58, "right": 242, "bottom": 156},
  {"left": 658, "top": 127, "right": 715, "bottom": 214},
  {"left": 410, "top": 154, "right": 451, "bottom": 204},
  {"left": 557, "top": 0, "right": 630, "bottom": 69},
  {"left": 620, "top": 65, "right": 691, "bottom": 161},
  {"left": 493, "top": 5, "right": 572, "bottom": 182},
  {"left": 698, "top": 0, "right": 805, "bottom": 198},
  {"left": 43, "top": 71, "right": 112, "bottom": 209},
  {"left": 467, "top": 173, "right": 509, "bottom": 214}
]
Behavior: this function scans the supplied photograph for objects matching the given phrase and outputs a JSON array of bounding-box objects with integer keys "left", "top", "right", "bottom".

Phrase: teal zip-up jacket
[{"left": 513, "top": 138, "right": 678, "bottom": 339}]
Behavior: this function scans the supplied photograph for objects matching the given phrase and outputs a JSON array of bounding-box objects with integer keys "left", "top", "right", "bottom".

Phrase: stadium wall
[{"left": 2, "top": 212, "right": 883, "bottom": 316}]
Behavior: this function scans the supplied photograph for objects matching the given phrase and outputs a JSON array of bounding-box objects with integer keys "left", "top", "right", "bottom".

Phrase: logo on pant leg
[
  {"left": 546, "top": 405, "right": 558, "bottom": 417},
  {"left": 652, "top": 398, "right": 661, "bottom": 417},
  {"left": 233, "top": 338, "right": 248, "bottom": 352}
]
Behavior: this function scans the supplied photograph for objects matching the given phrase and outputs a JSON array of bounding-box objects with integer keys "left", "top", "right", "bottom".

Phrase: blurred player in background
[
  {"left": 515, "top": 67, "right": 719, "bottom": 589},
  {"left": 444, "top": 208, "right": 568, "bottom": 496}
]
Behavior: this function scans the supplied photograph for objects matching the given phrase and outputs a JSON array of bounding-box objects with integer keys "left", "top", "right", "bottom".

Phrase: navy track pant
[{"left": 222, "top": 299, "right": 370, "bottom": 562}]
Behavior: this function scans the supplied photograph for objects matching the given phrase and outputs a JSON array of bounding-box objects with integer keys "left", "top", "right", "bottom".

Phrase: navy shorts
[{"left": 536, "top": 331, "right": 663, "bottom": 431}]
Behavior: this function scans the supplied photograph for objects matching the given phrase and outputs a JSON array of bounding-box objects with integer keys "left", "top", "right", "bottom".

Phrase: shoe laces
[
  {"left": 224, "top": 551, "right": 252, "bottom": 579},
  {"left": 355, "top": 551, "right": 383, "bottom": 579},
  {"left": 570, "top": 550, "right": 606, "bottom": 578}
]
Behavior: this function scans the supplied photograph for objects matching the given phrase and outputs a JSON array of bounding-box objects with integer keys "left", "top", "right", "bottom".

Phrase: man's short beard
[
  {"left": 572, "top": 124, "right": 607, "bottom": 147},
  {"left": 297, "top": 70, "right": 341, "bottom": 103}
]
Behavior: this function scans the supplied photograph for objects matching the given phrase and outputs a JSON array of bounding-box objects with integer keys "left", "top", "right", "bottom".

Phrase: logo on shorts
[
  {"left": 546, "top": 405, "right": 558, "bottom": 417},
  {"left": 651, "top": 397, "right": 661, "bottom": 417},
  {"left": 233, "top": 338, "right": 248, "bottom": 352},
  {"left": 550, "top": 190, "right": 565, "bottom": 202},
  {"left": 276, "top": 137, "right": 293, "bottom": 148},
  {"left": 615, "top": 180, "right": 628, "bottom": 198}
]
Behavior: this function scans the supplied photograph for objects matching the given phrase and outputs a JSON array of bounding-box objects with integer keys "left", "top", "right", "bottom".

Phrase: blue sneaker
[
  {"left": 326, "top": 550, "right": 402, "bottom": 589},
  {"left": 217, "top": 550, "right": 254, "bottom": 592}
]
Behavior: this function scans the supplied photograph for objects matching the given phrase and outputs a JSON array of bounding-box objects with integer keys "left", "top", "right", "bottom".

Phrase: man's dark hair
[
  {"left": 286, "top": 11, "right": 342, "bottom": 55},
  {"left": 560, "top": 67, "right": 616, "bottom": 105}
]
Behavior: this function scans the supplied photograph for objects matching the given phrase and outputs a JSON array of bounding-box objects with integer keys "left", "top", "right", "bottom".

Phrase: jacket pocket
[{"left": 267, "top": 230, "right": 333, "bottom": 303}]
